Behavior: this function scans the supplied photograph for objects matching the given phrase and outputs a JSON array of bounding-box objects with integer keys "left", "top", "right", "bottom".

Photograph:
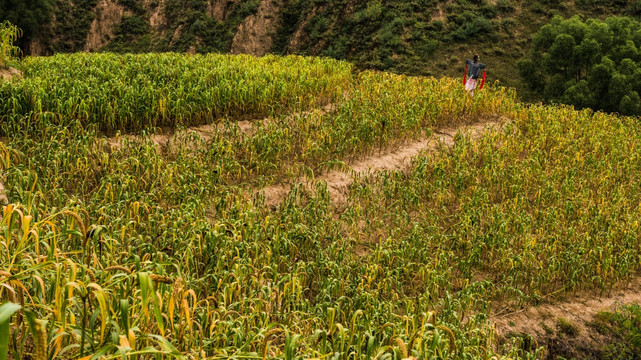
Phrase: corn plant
[
  {"left": 0, "top": 53, "right": 352, "bottom": 135},
  {"left": 0, "top": 21, "right": 21, "bottom": 69}
]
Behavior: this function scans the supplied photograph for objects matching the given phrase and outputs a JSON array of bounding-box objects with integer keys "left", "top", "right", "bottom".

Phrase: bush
[
  {"left": 520, "top": 15, "right": 641, "bottom": 115},
  {"left": 451, "top": 16, "right": 494, "bottom": 41}
]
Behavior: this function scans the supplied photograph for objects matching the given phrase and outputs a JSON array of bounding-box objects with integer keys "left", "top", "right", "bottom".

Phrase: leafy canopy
[{"left": 518, "top": 15, "right": 641, "bottom": 116}]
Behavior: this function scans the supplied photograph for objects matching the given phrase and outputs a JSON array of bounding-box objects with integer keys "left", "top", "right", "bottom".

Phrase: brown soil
[
  {"left": 146, "top": 0, "right": 166, "bottom": 29},
  {"left": 0, "top": 67, "right": 22, "bottom": 81},
  {"left": 493, "top": 277, "right": 641, "bottom": 359},
  {"left": 103, "top": 121, "right": 230, "bottom": 155},
  {"left": 0, "top": 139, "right": 6, "bottom": 204},
  {"left": 0, "top": 181, "right": 6, "bottom": 205},
  {"left": 104, "top": 103, "right": 334, "bottom": 154},
  {"left": 287, "top": 6, "right": 322, "bottom": 52},
  {"left": 169, "top": 25, "right": 184, "bottom": 47},
  {"left": 26, "top": 39, "right": 48, "bottom": 56},
  {"left": 231, "top": 0, "right": 283, "bottom": 56},
  {"left": 259, "top": 119, "right": 505, "bottom": 210},
  {"left": 432, "top": 0, "right": 452, "bottom": 22}
]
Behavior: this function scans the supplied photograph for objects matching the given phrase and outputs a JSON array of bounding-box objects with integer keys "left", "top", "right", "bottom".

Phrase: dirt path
[
  {"left": 259, "top": 118, "right": 507, "bottom": 209},
  {"left": 493, "top": 277, "right": 641, "bottom": 356},
  {"left": 105, "top": 117, "right": 269, "bottom": 152},
  {"left": 105, "top": 103, "right": 334, "bottom": 153}
]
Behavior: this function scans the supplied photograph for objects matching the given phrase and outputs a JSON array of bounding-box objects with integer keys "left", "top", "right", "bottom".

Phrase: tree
[
  {"left": 563, "top": 80, "right": 595, "bottom": 109},
  {"left": 547, "top": 34, "right": 576, "bottom": 74},
  {"left": 620, "top": 91, "right": 641, "bottom": 115},
  {"left": 520, "top": 15, "right": 641, "bottom": 116}
]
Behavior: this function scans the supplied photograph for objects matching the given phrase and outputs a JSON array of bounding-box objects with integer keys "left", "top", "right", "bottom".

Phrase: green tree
[
  {"left": 563, "top": 80, "right": 595, "bottom": 109},
  {"left": 520, "top": 15, "right": 641, "bottom": 115},
  {"left": 620, "top": 91, "right": 641, "bottom": 115}
]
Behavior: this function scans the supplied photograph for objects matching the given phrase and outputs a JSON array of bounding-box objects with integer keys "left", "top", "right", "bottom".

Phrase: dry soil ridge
[
  {"left": 0, "top": 67, "right": 22, "bottom": 81},
  {"left": 259, "top": 119, "right": 506, "bottom": 209},
  {"left": 0, "top": 67, "right": 20, "bottom": 206},
  {"left": 105, "top": 103, "right": 334, "bottom": 153},
  {"left": 493, "top": 276, "right": 641, "bottom": 356}
]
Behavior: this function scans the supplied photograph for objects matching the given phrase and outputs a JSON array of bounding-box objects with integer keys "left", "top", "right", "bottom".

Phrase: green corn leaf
[{"left": 0, "top": 302, "right": 21, "bottom": 360}]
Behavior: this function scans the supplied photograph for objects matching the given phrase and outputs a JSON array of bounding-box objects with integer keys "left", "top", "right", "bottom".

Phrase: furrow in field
[
  {"left": 258, "top": 118, "right": 507, "bottom": 209},
  {"left": 103, "top": 102, "right": 335, "bottom": 153},
  {"left": 492, "top": 276, "right": 641, "bottom": 356},
  {"left": 0, "top": 180, "right": 6, "bottom": 205}
]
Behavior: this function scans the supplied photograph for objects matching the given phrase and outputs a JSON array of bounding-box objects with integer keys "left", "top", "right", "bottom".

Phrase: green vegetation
[
  {"left": 0, "top": 21, "right": 21, "bottom": 68},
  {"left": 0, "top": 52, "right": 525, "bottom": 359},
  {"left": 547, "top": 304, "right": 641, "bottom": 359},
  {"left": 557, "top": 318, "right": 579, "bottom": 337},
  {"left": 519, "top": 15, "right": 641, "bottom": 115},
  {"left": 103, "top": 0, "right": 264, "bottom": 53},
  {"left": 51, "top": 0, "right": 98, "bottom": 53},
  {"left": 7, "top": 0, "right": 641, "bottom": 97},
  {"left": 2, "top": 50, "right": 641, "bottom": 358},
  {"left": 594, "top": 304, "right": 641, "bottom": 360},
  {"left": 0, "top": 52, "right": 351, "bottom": 135},
  {"left": 271, "top": 0, "right": 507, "bottom": 75}
]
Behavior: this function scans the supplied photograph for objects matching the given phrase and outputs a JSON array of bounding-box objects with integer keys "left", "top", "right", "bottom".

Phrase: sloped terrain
[
  {"left": 3, "top": 52, "right": 641, "bottom": 359},
  {"left": 8, "top": 0, "right": 641, "bottom": 99}
]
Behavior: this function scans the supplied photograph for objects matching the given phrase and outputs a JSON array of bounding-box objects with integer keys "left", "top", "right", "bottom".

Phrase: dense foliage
[
  {"left": 0, "top": 0, "right": 54, "bottom": 51},
  {"left": 518, "top": 15, "right": 641, "bottom": 115},
  {"left": 272, "top": 0, "right": 506, "bottom": 74},
  {"left": 593, "top": 304, "right": 641, "bottom": 359},
  {"left": 0, "top": 52, "right": 351, "bottom": 134},
  {"left": 5, "top": 0, "right": 641, "bottom": 86}
]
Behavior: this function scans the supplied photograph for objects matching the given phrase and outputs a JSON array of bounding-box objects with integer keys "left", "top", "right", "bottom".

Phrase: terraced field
[{"left": 1, "top": 53, "right": 640, "bottom": 359}]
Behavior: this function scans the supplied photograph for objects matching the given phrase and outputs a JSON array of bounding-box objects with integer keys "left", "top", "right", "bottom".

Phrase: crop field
[{"left": 0, "top": 52, "right": 640, "bottom": 359}]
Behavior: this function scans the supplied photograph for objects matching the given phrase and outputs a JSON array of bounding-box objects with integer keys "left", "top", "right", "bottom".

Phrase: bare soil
[
  {"left": 231, "top": 0, "right": 283, "bottom": 56},
  {"left": 287, "top": 7, "right": 320, "bottom": 52},
  {"left": 85, "top": 0, "right": 131, "bottom": 52},
  {"left": 207, "top": 0, "right": 241, "bottom": 21},
  {"left": 259, "top": 119, "right": 506, "bottom": 209},
  {"left": 0, "top": 67, "right": 22, "bottom": 81},
  {"left": 493, "top": 277, "right": 641, "bottom": 359},
  {"left": 104, "top": 103, "right": 334, "bottom": 154},
  {"left": 146, "top": 0, "right": 167, "bottom": 29},
  {"left": 0, "top": 181, "right": 6, "bottom": 205}
]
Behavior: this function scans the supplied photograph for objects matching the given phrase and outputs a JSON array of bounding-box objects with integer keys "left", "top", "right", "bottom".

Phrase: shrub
[{"left": 451, "top": 16, "right": 494, "bottom": 41}]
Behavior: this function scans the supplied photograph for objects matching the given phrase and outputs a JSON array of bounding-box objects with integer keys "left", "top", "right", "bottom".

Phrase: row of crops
[
  {"left": 0, "top": 53, "right": 352, "bottom": 135},
  {"left": 0, "top": 52, "right": 638, "bottom": 359}
]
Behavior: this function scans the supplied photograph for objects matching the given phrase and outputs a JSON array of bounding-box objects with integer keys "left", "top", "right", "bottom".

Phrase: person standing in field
[{"left": 464, "top": 54, "right": 486, "bottom": 97}]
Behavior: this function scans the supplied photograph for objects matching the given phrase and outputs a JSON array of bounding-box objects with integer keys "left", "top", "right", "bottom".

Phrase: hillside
[{"left": 4, "top": 0, "right": 641, "bottom": 99}]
